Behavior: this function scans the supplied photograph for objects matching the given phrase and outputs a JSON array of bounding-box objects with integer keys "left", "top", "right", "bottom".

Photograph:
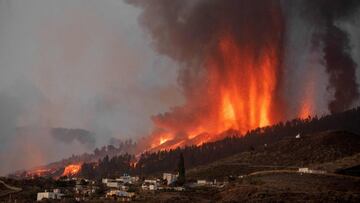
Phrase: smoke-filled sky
[
  {"left": 129, "top": 0, "right": 360, "bottom": 150},
  {"left": 1, "top": 0, "right": 360, "bottom": 175},
  {"left": 0, "top": 0, "right": 182, "bottom": 175}
]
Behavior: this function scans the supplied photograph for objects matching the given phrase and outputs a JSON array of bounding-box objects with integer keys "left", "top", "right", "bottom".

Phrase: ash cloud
[
  {"left": 302, "top": 0, "right": 360, "bottom": 113},
  {"left": 129, "top": 0, "right": 360, "bottom": 149},
  {"left": 0, "top": 0, "right": 181, "bottom": 175},
  {"left": 51, "top": 128, "right": 96, "bottom": 149},
  {"left": 128, "top": 0, "right": 286, "bottom": 148}
]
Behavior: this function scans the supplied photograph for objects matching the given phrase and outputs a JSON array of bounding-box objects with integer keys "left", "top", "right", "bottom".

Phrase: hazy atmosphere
[
  {"left": 0, "top": 0, "right": 182, "bottom": 175},
  {"left": 0, "top": 0, "right": 360, "bottom": 176},
  {"left": 1, "top": 1, "right": 360, "bottom": 202}
]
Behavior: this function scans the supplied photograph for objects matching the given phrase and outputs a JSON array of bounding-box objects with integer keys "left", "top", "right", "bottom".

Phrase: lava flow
[{"left": 62, "top": 164, "right": 81, "bottom": 177}]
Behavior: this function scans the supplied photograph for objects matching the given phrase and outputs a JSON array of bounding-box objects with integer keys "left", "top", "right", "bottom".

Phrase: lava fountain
[
  {"left": 129, "top": 0, "right": 359, "bottom": 152},
  {"left": 144, "top": 16, "right": 285, "bottom": 151}
]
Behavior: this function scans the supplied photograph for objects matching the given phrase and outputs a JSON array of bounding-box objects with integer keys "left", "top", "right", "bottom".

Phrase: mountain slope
[{"left": 188, "top": 130, "right": 360, "bottom": 179}]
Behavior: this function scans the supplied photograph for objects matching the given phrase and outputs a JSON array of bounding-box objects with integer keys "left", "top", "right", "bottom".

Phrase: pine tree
[{"left": 177, "top": 153, "right": 185, "bottom": 185}]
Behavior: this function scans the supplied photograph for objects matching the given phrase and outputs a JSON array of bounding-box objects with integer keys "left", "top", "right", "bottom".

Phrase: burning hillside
[
  {"left": 17, "top": 164, "right": 81, "bottom": 179},
  {"left": 129, "top": 0, "right": 360, "bottom": 152},
  {"left": 6, "top": 0, "right": 360, "bottom": 178},
  {"left": 62, "top": 164, "right": 81, "bottom": 177}
]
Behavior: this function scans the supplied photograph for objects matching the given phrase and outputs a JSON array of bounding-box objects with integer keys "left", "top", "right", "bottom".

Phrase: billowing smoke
[
  {"left": 0, "top": 0, "right": 181, "bottom": 175},
  {"left": 51, "top": 128, "right": 96, "bottom": 149},
  {"left": 129, "top": 0, "right": 286, "bottom": 150},
  {"left": 128, "top": 0, "right": 360, "bottom": 150},
  {"left": 1, "top": 0, "right": 360, "bottom": 174},
  {"left": 303, "top": 0, "right": 360, "bottom": 113}
]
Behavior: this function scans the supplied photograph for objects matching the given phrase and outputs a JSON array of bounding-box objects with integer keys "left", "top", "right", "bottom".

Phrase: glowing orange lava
[
  {"left": 146, "top": 32, "right": 283, "bottom": 151},
  {"left": 212, "top": 34, "right": 278, "bottom": 132},
  {"left": 299, "top": 67, "right": 316, "bottom": 119},
  {"left": 26, "top": 168, "right": 51, "bottom": 177},
  {"left": 62, "top": 164, "right": 81, "bottom": 177}
]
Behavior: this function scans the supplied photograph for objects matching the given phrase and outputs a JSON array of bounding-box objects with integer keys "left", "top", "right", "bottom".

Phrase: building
[
  {"left": 174, "top": 186, "right": 185, "bottom": 191},
  {"left": 142, "top": 179, "right": 159, "bottom": 191},
  {"left": 37, "top": 189, "right": 63, "bottom": 201},
  {"left": 116, "top": 174, "right": 139, "bottom": 184},
  {"left": 106, "top": 181, "right": 122, "bottom": 188},
  {"left": 102, "top": 178, "right": 115, "bottom": 184},
  {"left": 197, "top": 180, "right": 207, "bottom": 185},
  {"left": 163, "top": 173, "right": 178, "bottom": 185},
  {"left": 298, "top": 168, "right": 326, "bottom": 174},
  {"left": 106, "top": 190, "right": 135, "bottom": 201},
  {"left": 106, "top": 190, "right": 135, "bottom": 197}
]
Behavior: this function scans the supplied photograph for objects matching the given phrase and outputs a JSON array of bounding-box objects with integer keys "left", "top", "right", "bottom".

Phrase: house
[
  {"left": 106, "top": 189, "right": 135, "bottom": 201},
  {"left": 296, "top": 134, "right": 301, "bottom": 139},
  {"left": 197, "top": 180, "right": 207, "bottom": 185},
  {"left": 174, "top": 186, "right": 185, "bottom": 191},
  {"left": 142, "top": 183, "right": 157, "bottom": 191},
  {"left": 298, "top": 168, "right": 326, "bottom": 174},
  {"left": 37, "top": 189, "right": 63, "bottom": 201},
  {"left": 102, "top": 178, "right": 114, "bottom": 184},
  {"left": 106, "top": 190, "right": 135, "bottom": 197},
  {"left": 163, "top": 173, "right": 178, "bottom": 185},
  {"left": 116, "top": 174, "right": 139, "bottom": 184},
  {"left": 298, "top": 167, "right": 308, "bottom": 173},
  {"left": 106, "top": 181, "right": 121, "bottom": 188},
  {"left": 149, "top": 184, "right": 157, "bottom": 190},
  {"left": 142, "top": 179, "right": 159, "bottom": 191}
]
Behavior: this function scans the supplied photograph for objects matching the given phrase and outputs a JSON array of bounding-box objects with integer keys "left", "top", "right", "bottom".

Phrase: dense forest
[{"left": 78, "top": 107, "right": 360, "bottom": 179}]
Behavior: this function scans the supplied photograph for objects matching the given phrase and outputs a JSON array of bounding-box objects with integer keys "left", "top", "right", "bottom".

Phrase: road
[{"left": 0, "top": 180, "right": 22, "bottom": 197}]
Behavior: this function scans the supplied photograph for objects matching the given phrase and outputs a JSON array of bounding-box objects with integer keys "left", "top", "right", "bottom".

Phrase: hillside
[
  {"left": 12, "top": 107, "right": 360, "bottom": 179},
  {"left": 188, "top": 130, "right": 360, "bottom": 179},
  {"left": 134, "top": 107, "right": 360, "bottom": 176},
  {"left": 0, "top": 180, "right": 21, "bottom": 198},
  {"left": 140, "top": 131, "right": 360, "bottom": 202},
  {"left": 215, "top": 172, "right": 360, "bottom": 202},
  {"left": 139, "top": 172, "right": 360, "bottom": 203}
]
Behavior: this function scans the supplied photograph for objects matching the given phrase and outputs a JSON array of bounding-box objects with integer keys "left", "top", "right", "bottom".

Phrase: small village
[
  {"left": 36, "top": 173, "right": 228, "bottom": 202},
  {"left": 34, "top": 134, "right": 329, "bottom": 202},
  {"left": 36, "top": 166, "right": 328, "bottom": 202}
]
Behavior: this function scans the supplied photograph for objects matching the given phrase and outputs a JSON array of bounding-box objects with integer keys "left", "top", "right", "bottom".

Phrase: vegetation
[
  {"left": 177, "top": 153, "right": 186, "bottom": 185},
  {"left": 134, "top": 107, "right": 360, "bottom": 175},
  {"left": 77, "top": 107, "right": 360, "bottom": 179},
  {"left": 79, "top": 154, "right": 134, "bottom": 180}
]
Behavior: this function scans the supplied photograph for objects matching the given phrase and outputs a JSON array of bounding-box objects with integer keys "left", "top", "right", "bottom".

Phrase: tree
[{"left": 177, "top": 153, "right": 185, "bottom": 185}]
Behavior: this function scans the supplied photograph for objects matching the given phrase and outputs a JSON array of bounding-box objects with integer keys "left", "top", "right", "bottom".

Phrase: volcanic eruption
[{"left": 128, "top": 0, "right": 360, "bottom": 151}]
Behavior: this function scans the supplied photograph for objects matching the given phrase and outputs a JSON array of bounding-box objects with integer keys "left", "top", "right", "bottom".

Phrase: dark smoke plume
[
  {"left": 128, "top": 0, "right": 360, "bottom": 150},
  {"left": 51, "top": 128, "right": 96, "bottom": 149},
  {"left": 128, "top": 0, "right": 286, "bottom": 147},
  {"left": 304, "top": 0, "right": 360, "bottom": 113}
]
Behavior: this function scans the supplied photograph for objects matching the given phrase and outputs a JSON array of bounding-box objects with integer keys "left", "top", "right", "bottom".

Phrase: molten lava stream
[{"left": 62, "top": 164, "right": 81, "bottom": 177}]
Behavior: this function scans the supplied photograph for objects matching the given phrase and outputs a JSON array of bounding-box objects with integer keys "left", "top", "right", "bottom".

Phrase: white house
[
  {"left": 197, "top": 180, "right": 207, "bottom": 185},
  {"left": 106, "top": 181, "right": 121, "bottom": 188},
  {"left": 149, "top": 184, "right": 157, "bottom": 190},
  {"left": 142, "top": 179, "right": 159, "bottom": 191},
  {"left": 298, "top": 168, "right": 326, "bottom": 174},
  {"left": 102, "top": 178, "right": 115, "bottom": 184},
  {"left": 37, "top": 189, "right": 63, "bottom": 201},
  {"left": 106, "top": 189, "right": 135, "bottom": 198},
  {"left": 296, "top": 134, "right": 301, "bottom": 139},
  {"left": 163, "top": 173, "right": 178, "bottom": 185},
  {"left": 116, "top": 174, "right": 132, "bottom": 184}
]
